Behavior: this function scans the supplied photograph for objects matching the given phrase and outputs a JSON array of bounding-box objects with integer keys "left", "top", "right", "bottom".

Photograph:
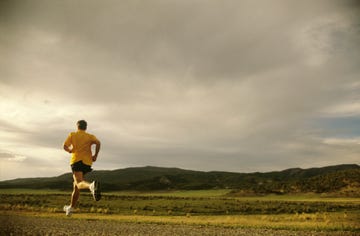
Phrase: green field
[{"left": 1, "top": 189, "right": 359, "bottom": 231}]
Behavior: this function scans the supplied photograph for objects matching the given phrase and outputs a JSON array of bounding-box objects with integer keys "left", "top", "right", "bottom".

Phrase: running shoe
[
  {"left": 63, "top": 205, "right": 73, "bottom": 217},
  {"left": 90, "top": 180, "right": 101, "bottom": 201}
]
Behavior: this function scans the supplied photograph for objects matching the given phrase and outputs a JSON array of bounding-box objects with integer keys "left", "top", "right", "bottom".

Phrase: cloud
[
  {"left": 0, "top": 152, "right": 26, "bottom": 162},
  {"left": 325, "top": 102, "right": 360, "bottom": 117},
  {"left": 0, "top": 0, "right": 359, "bottom": 179},
  {"left": 323, "top": 138, "right": 360, "bottom": 145}
]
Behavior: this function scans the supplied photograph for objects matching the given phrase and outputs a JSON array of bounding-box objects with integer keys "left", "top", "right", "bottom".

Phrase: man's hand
[
  {"left": 63, "top": 145, "right": 72, "bottom": 154},
  {"left": 92, "top": 140, "right": 100, "bottom": 162}
]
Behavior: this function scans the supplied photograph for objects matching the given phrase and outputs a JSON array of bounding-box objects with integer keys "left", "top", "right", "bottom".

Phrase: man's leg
[
  {"left": 71, "top": 171, "right": 92, "bottom": 206},
  {"left": 73, "top": 171, "right": 91, "bottom": 190},
  {"left": 65, "top": 171, "right": 93, "bottom": 216},
  {"left": 70, "top": 177, "right": 80, "bottom": 208}
]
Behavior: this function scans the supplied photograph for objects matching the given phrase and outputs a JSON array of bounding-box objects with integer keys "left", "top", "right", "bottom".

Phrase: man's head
[{"left": 77, "top": 120, "right": 87, "bottom": 130}]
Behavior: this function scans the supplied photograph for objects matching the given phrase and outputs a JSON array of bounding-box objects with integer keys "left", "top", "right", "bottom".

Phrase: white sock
[{"left": 90, "top": 181, "right": 95, "bottom": 191}]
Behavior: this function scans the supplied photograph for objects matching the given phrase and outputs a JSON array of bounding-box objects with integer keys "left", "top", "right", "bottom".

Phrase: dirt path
[{"left": 1, "top": 214, "right": 358, "bottom": 236}]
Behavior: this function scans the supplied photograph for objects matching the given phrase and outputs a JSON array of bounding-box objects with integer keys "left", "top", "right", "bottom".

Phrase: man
[{"left": 63, "top": 120, "right": 101, "bottom": 216}]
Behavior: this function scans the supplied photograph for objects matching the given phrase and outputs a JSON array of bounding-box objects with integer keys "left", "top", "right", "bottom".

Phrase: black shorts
[{"left": 71, "top": 161, "right": 92, "bottom": 174}]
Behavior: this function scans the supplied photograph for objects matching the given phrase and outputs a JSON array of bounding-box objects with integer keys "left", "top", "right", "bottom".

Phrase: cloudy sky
[{"left": 0, "top": 0, "right": 359, "bottom": 180}]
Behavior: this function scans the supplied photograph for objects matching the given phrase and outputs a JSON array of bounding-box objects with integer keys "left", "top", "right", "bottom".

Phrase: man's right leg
[
  {"left": 72, "top": 171, "right": 100, "bottom": 202},
  {"left": 73, "top": 171, "right": 91, "bottom": 190}
]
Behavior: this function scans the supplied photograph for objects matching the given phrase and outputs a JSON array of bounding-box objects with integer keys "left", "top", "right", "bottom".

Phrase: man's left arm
[{"left": 63, "top": 134, "right": 73, "bottom": 154}]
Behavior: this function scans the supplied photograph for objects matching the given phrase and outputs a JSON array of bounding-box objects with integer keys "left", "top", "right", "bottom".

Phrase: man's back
[{"left": 64, "top": 130, "right": 98, "bottom": 166}]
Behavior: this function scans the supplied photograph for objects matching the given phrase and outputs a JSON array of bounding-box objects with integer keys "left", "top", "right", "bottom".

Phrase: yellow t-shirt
[{"left": 64, "top": 130, "right": 99, "bottom": 166}]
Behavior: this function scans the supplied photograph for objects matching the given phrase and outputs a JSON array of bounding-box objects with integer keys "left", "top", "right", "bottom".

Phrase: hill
[{"left": 0, "top": 164, "right": 359, "bottom": 195}]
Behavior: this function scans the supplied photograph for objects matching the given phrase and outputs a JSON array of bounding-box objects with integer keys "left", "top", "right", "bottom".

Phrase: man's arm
[
  {"left": 63, "top": 133, "right": 72, "bottom": 154},
  {"left": 63, "top": 144, "right": 72, "bottom": 153},
  {"left": 92, "top": 140, "right": 101, "bottom": 162}
]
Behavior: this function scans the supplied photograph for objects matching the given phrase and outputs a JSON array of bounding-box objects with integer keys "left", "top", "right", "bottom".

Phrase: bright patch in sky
[{"left": 0, "top": 0, "right": 359, "bottom": 180}]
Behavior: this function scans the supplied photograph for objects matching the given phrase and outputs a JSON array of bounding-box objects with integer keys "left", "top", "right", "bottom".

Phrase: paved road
[{"left": 1, "top": 214, "right": 358, "bottom": 236}]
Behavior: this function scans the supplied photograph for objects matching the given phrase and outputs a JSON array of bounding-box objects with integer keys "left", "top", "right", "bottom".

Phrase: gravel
[{"left": 1, "top": 214, "right": 358, "bottom": 236}]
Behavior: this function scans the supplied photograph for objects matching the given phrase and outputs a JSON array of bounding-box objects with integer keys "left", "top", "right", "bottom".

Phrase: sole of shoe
[{"left": 94, "top": 181, "right": 101, "bottom": 201}]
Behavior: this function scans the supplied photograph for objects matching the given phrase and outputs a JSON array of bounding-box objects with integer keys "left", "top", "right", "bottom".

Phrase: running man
[{"left": 63, "top": 120, "right": 101, "bottom": 216}]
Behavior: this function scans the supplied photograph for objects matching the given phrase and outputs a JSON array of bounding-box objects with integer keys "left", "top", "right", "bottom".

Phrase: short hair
[{"left": 77, "top": 120, "right": 87, "bottom": 130}]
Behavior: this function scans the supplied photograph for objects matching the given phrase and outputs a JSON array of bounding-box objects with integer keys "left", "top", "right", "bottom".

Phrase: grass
[
  {"left": 1, "top": 189, "right": 359, "bottom": 231},
  {"left": 232, "top": 194, "right": 360, "bottom": 203},
  {"left": 106, "top": 189, "right": 231, "bottom": 197},
  {"left": 0, "top": 188, "right": 67, "bottom": 194}
]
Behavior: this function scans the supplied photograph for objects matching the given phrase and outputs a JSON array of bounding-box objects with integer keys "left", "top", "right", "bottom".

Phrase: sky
[{"left": 0, "top": 0, "right": 359, "bottom": 180}]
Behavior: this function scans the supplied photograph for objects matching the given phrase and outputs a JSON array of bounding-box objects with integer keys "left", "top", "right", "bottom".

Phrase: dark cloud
[
  {"left": 0, "top": 152, "right": 15, "bottom": 159},
  {"left": 0, "top": 119, "right": 26, "bottom": 133},
  {"left": 1, "top": 0, "right": 359, "bottom": 179}
]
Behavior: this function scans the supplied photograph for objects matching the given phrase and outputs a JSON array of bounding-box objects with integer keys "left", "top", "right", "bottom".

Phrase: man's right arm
[{"left": 92, "top": 139, "right": 101, "bottom": 162}]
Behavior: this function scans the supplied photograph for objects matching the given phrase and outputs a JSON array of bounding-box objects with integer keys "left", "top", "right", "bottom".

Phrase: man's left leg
[{"left": 70, "top": 175, "right": 80, "bottom": 208}]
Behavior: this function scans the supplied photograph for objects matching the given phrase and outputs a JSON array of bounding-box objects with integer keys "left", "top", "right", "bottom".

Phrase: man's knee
[
  {"left": 73, "top": 181, "right": 80, "bottom": 191},
  {"left": 73, "top": 172, "right": 83, "bottom": 186},
  {"left": 73, "top": 177, "right": 83, "bottom": 189}
]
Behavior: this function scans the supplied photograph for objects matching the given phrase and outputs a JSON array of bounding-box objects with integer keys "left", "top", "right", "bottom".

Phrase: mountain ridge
[{"left": 1, "top": 164, "right": 359, "bottom": 196}]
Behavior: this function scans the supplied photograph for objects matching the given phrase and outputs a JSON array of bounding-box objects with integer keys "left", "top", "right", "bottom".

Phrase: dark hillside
[{"left": 0, "top": 164, "right": 359, "bottom": 195}]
